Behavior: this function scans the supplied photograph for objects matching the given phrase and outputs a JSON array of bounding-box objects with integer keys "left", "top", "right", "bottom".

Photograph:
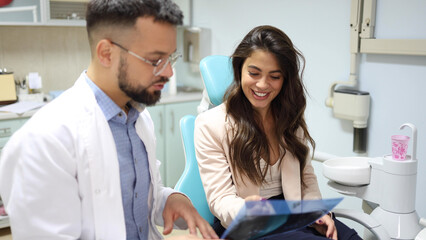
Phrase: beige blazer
[{"left": 194, "top": 104, "right": 322, "bottom": 228}]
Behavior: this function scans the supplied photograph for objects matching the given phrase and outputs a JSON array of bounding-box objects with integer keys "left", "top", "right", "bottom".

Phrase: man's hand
[
  {"left": 166, "top": 234, "right": 218, "bottom": 240},
  {"left": 162, "top": 193, "right": 219, "bottom": 239}
]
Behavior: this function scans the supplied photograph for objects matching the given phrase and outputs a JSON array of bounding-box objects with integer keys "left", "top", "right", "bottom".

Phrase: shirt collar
[
  {"left": 83, "top": 72, "right": 146, "bottom": 120},
  {"left": 128, "top": 100, "right": 146, "bottom": 113},
  {"left": 84, "top": 72, "right": 122, "bottom": 121}
]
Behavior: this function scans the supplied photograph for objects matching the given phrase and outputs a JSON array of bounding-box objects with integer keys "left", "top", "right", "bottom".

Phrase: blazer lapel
[{"left": 281, "top": 152, "right": 302, "bottom": 200}]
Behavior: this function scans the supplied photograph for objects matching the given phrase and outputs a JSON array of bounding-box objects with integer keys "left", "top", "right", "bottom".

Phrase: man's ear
[{"left": 96, "top": 39, "right": 114, "bottom": 67}]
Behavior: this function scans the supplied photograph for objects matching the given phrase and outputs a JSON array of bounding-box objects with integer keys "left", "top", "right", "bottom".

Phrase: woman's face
[{"left": 241, "top": 50, "right": 283, "bottom": 116}]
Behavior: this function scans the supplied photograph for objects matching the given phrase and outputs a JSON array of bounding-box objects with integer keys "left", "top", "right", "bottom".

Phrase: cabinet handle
[
  {"left": 170, "top": 111, "right": 174, "bottom": 134},
  {"left": 159, "top": 112, "right": 163, "bottom": 135},
  {"left": 0, "top": 127, "right": 12, "bottom": 138}
]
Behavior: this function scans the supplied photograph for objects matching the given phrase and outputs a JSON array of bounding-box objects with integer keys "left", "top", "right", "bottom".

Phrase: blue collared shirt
[{"left": 85, "top": 73, "right": 150, "bottom": 240}]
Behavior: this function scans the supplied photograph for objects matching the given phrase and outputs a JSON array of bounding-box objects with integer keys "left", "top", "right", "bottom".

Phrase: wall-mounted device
[
  {"left": 183, "top": 27, "right": 211, "bottom": 71},
  {"left": 332, "top": 89, "right": 370, "bottom": 153}
]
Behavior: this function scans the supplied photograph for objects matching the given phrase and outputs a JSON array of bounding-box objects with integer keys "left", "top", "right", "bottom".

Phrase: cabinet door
[
  {"left": 0, "top": 137, "right": 9, "bottom": 152},
  {"left": 0, "top": 118, "right": 29, "bottom": 139},
  {"left": 47, "top": 0, "right": 87, "bottom": 25},
  {"left": 0, "top": 116, "right": 30, "bottom": 229},
  {"left": 146, "top": 105, "right": 166, "bottom": 185},
  {"left": 0, "top": 118, "right": 30, "bottom": 148},
  {"left": 164, "top": 101, "right": 199, "bottom": 187},
  {"left": 0, "top": 0, "right": 42, "bottom": 24}
]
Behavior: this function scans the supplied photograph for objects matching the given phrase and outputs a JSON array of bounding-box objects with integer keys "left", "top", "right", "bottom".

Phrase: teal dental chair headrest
[{"left": 199, "top": 55, "right": 234, "bottom": 106}]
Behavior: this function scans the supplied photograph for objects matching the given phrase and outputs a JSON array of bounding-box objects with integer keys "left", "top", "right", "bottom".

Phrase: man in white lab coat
[{"left": 0, "top": 0, "right": 218, "bottom": 239}]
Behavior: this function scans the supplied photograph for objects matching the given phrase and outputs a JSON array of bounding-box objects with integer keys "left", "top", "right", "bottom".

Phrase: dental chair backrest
[
  {"left": 199, "top": 55, "right": 234, "bottom": 107},
  {"left": 174, "top": 56, "right": 234, "bottom": 225},
  {"left": 175, "top": 115, "right": 215, "bottom": 224}
]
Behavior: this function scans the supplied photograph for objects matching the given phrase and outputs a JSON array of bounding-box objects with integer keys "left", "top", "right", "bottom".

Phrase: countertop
[
  {"left": 0, "top": 91, "right": 203, "bottom": 121},
  {"left": 0, "top": 109, "right": 38, "bottom": 121},
  {"left": 156, "top": 91, "right": 203, "bottom": 104}
]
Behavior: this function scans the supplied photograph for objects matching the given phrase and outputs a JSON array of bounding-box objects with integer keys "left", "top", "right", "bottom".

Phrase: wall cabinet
[
  {"left": 0, "top": 0, "right": 42, "bottom": 24},
  {"left": 148, "top": 100, "right": 199, "bottom": 188},
  {"left": 0, "top": 0, "right": 88, "bottom": 26}
]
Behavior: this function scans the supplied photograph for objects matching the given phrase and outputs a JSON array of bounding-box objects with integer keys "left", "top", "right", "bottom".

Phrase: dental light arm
[
  {"left": 325, "top": 0, "right": 373, "bottom": 153},
  {"left": 325, "top": 0, "right": 362, "bottom": 108},
  {"left": 325, "top": 53, "right": 358, "bottom": 108}
]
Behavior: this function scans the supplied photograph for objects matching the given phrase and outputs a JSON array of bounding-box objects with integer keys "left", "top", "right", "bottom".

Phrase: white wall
[{"left": 180, "top": 0, "right": 426, "bottom": 229}]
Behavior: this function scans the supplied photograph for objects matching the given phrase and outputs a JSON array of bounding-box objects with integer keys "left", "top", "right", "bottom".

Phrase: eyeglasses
[{"left": 111, "top": 41, "right": 181, "bottom": 76}]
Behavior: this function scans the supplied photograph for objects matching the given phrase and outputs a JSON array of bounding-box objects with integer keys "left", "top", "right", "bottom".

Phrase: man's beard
[{"left": 117, "top": 58, "right": 168, "bottom": 106}]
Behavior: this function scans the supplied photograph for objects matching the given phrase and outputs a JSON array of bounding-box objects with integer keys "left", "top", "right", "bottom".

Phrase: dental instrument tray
[
  {"left": 322, "top": 157, "right": 371, "bottom": 186},
  {"left": 221, "top": 197, "right": 342, "bottom": 240}
]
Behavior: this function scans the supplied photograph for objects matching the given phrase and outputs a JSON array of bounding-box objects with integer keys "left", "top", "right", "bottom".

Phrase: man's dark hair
[{"left": 86, "top": 0, "right": 183, "bottom": 44}]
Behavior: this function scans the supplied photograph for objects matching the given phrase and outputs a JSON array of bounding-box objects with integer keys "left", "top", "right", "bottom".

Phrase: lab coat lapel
[{"left": 74, "top": 76, "right": 126, "bottom": 239}]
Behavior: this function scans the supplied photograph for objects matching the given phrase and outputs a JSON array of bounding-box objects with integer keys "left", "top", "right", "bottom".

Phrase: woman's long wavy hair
[{"left": 225, "top": 25, "right": 315, "bottom": 187}]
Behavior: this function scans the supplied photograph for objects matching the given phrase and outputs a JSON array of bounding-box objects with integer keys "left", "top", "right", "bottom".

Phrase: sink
[{"left": 323, "top": 157, "right": 371, "bottom": 186}]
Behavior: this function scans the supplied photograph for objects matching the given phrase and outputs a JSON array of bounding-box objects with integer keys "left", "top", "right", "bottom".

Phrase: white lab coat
[{"left": 0, "top": 72, "right": 182, "bottom": 239}]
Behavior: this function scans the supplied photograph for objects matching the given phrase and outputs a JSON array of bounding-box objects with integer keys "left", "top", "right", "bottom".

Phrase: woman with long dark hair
[{"left": 195, "top": 25, "right": 361, "bottom": 239}]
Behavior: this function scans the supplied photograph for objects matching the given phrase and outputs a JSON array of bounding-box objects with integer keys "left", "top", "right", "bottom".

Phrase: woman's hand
[{"left": 311, "top": 214, "right": 337, "bottom": 239}]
